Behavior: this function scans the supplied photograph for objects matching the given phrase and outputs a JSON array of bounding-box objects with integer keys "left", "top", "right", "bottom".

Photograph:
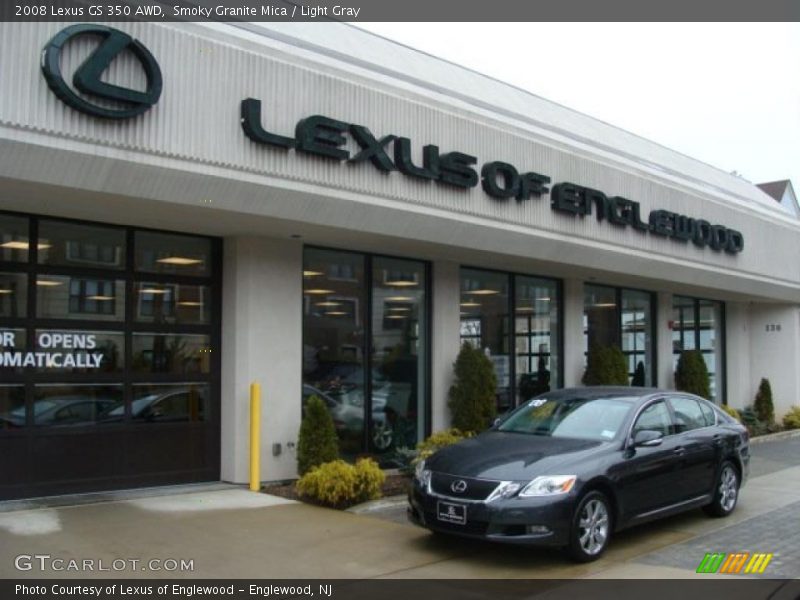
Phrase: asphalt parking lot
[{"left": 0, "top": 434, "right": 798, "bottom": 580}]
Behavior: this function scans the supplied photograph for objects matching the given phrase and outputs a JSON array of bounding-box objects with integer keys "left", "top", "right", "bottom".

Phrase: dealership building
[{"left": 0, "top": 21, "right": 798, "bottom": 500}]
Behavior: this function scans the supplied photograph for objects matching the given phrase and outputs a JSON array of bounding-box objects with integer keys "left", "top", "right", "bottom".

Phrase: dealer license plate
[{"left": 437, "top": 501, "right": 467, "bottom": 525}]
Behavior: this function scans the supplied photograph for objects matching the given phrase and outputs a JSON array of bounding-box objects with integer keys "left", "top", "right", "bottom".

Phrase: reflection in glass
[
  {"left": 515, "top": 276, "right": 560, "bottom": 401},
  {"left": 34, "top": 330, "right": 124, "bottom": 373},
  {"left": 38, "top": 220, "right": 125, "bottom": 269},
  {"left": 673, "top": 296, "right": 724, "bottom": 401},
  {"left": 135, "top": 231, "right": 211, "bottom": 276},
  {"left": 621, "top": 290, "right": 653, "bottom": 386},
  {"left": 36, "top": 276, "right": 125, "bottom": 321},
  {"left": 128, "top": 384, "right": 208, "bottom": 423},
  {"left": 0, "top": 214, "right": 30, "bottom": 262},
  {"left": 460, "top": 268, "right": 511, "bottom": 411},
  {"left": 583, "top": 285, "right": 619, "bottom": 354},
  {"left": 0, "top": 385, "right": 25, "bottom": 430},
  {"left": 0, "top": 272, "right": 27, "bottom": 318},
  {"left": 302, "top": 249, "right": 365, "bottom": 456},
  {"left": 32, "top": 384, "right": 123, "bottom": 427},
  {"left": 371, "top": 257, "right": 427, "bottom": 455},
  {"left": 135, "top": 282, "right": 210, "bottom": 324},
  {"left": 132, "top": 333, "right": 211, "bottom": 375},
  {"left": 0, "top": 328, "right": 26, "bottom": 375}
]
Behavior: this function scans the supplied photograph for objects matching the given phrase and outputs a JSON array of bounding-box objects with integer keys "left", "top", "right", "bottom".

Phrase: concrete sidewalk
[{"left": 2, "top": 445, "right": 799, "bottom": 579}]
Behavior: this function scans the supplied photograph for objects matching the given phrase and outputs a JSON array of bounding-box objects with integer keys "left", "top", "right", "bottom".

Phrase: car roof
[{"left": 539, "top": 387, "right": 663, "bottom": 402}]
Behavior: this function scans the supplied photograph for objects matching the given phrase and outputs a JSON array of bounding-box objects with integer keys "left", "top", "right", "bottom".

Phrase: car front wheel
[
  {"left": 567, "top": 490, "right": 612, "bottom": 562},
  {"left": 704, "top": 461, "right": 740, "bottom": 517}
]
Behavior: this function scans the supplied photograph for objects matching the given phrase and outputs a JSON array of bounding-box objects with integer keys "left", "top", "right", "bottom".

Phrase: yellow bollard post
[{"left": 249, "top": 382, "right": 261, "bottom": 491}]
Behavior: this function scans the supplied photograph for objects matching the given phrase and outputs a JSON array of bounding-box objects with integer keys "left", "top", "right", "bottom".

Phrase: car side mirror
[{"left": 633, "top": 429, "right": 663, "bottom": 447}]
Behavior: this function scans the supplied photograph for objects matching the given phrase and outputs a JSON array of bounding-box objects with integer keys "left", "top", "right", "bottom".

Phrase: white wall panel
[{"left": 1, "top": 22, "right": 799, "bottom": 298}]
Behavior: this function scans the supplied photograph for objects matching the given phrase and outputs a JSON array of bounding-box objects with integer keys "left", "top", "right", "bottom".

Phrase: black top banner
[{"left": 3, "top": 0, "right": 800, "bottom": 21}]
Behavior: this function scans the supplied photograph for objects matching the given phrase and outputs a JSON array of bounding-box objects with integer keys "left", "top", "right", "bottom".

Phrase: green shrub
[
  {"left": 754, "top": 378, "right": 775, "bottom": 425},
  {"left": 783, "top": 406, "right": 800, "bottom": 430},
  {"left": 295, "top": 458, "right": 384, "bottom": 508},
  {"left": 448, "top": 344, "right": 497, "bottom": 432},
  {"left": 720, "top": 404, "right": 742, "bottom": 423},
  {"left": 739, "top": 406, "right": 781, "bottom": 436},
  {"left": 354, "top": 458, "right": 385, "bottom": 502},
  {"left": 297, "top": 395, "right": 339, "bottom": 476},
  {"left": 582, "top": 344, "right": 629, "bottom": 386},
  {"left": 674, "top": 350, "right": 711, "bottom": 400},
  {"left": 415, "top": 428, "right": 474, "bottom": 464}
]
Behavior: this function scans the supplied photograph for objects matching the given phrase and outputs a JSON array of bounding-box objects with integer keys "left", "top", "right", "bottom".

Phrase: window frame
[
  {"left": 302, "top": 245, "right": 433, "bottom": 454},
  {"left": 0, "top": 209, "right": 221, "bottom": 433},
  {"left": 459, "top": 265, "right": 564, "bottom": 410}
]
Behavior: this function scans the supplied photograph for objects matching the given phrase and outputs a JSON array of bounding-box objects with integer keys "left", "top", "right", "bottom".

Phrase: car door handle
[
  {"left": 673, "top": 446, "right": 686, "bottom": 455},
  {"left": 712, "top": 434, "right": 724, "bottom": 446}
]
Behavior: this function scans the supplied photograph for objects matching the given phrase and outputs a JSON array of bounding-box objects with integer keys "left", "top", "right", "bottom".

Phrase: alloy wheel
[
  {"left": 719, "top": 465, "right": 738, "bottom": 512},
  {"left": 372, "top": 421, "right": 393, "bottom": 450},
  {"left": 577, "top": 498, "right": 609, "bottom": 556}
]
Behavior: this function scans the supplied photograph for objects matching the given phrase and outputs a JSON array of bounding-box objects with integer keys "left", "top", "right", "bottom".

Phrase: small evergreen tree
[
  {"left": 448, "top": 344, "right": 497, "bottom": 432},
  {"left": 754, "top": 378, "right": 775, "bottom": 425},
  {"left": 582, "top": 344, "right": 629, "bottom": 386},
  {"left": 297, "top": 395, "right": 339, "bottom": 475},
  {"left": 674, "top": 350, "right": 711, "bottom": 400}
]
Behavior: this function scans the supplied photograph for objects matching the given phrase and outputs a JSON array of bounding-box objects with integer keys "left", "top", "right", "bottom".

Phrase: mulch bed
[{"left": 262, "top": 473, "right": 411, "bottom": 503}]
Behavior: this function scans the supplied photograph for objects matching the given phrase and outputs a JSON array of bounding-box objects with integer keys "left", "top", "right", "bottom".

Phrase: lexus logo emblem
[
  {"left": 451, "top": 480, "right": 468, "bottom": 494},
  {"left": 41, "top": 24, "right": 162, "bottom": 120}
]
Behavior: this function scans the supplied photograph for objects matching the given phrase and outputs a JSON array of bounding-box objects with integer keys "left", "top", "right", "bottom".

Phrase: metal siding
[{"left": 0, "top": 22, "right": 798, "bottom": 288}]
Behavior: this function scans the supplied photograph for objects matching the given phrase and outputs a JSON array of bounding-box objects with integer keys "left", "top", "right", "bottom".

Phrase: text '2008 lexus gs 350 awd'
[{"left": 408, "top": 387, "right": 749, "bottom": 561}]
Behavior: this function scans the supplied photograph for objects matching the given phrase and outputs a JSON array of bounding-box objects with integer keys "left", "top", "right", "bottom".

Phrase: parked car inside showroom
[{"left": 408, "top": 387, "right": 749, "bottom": 562}]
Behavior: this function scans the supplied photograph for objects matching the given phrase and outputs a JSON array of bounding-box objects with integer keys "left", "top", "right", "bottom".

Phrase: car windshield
[{"left": 497, "top": 396, "right": 633, "bottom": 441}]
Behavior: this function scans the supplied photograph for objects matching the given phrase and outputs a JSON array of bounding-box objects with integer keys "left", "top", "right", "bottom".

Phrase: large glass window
[
  {"left": 460, "top": 268, "right": 561, "bottom": 411},
  {"left": 303, "top": 248, "right": 429, "bottom": 465},
  {"left": 0, "top": 214, "right": 30, "bottom": 262},
  {"left": 515, "top": 276, "right": 560, "bottom": 402},
  {"left": 38, "top": 220, "right": 125, "bottom": 269},
  {"left": 584, "top": 284, "right": 655, "bottom": 386},
  {"left": 0, "top": 272, "right": 27, "bottom": 318},
  {"left": 673, "top": 296, "right": 724, "bottom": 402},
  {"left": 0, "top": 212, "right": 218, "bottom": 431}
]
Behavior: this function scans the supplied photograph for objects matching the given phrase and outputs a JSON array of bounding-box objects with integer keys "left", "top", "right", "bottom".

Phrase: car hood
[{"left": 425, "top": 431, "right": 609, "bottom": 480}]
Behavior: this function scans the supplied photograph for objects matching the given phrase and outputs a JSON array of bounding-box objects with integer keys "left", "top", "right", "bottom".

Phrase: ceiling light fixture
[
  {"left": 36, "top": 280, "right": 63, "bottom": 287},
  {"left": 303, "top": 270, "right": 324, "bottom": 277},
  {"left": 156, "top": 257, "right": 204, "bottom": 266},
  {"left": 305, "top": 289, "right": 336, "bottom": 295}
]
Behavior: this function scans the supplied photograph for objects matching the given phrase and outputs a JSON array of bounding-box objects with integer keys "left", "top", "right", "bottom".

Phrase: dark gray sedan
[{"left": 408, "top": 387, "right": 749, "bottom": 562}]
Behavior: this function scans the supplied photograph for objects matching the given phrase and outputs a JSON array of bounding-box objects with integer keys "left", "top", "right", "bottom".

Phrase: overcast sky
[{"left": 356, "top": 23, "right": 799, "bottom": 194}]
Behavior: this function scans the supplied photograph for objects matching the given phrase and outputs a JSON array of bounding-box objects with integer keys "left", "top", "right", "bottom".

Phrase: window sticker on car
[
  {"left": 601, "top": 430, "right": 616, "bottom": 439},
  {"left": 529, "top": 398, "right": 548, "bottom": 408}
]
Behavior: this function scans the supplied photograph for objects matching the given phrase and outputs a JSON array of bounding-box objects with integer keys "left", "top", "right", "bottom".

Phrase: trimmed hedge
[
  {"left": 674, "top": 350, "right": 711, "bottom": 400},
  {"left": 582, "top": 344, "right": 629, "bottom": 386},
  {"left": 448, "top": 344, "right": 497, "bottom": 432},
  {"left": 295, "top": 458, "right": 385, "bottom": 508},
  {"left": 754, "top": 378, "right": 775, "bottom": 425},
  {"left": 297, "top": 395, "right": 339, "bottom": 476}
]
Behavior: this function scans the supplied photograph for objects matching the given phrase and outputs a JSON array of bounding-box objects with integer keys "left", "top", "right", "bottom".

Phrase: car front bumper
[{"left": 407, "top": 479, "right": 574, "bottom": 547}]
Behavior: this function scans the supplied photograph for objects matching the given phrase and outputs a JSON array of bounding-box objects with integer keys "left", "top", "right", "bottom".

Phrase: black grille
[{"left": 430, "top": 472, "right": 499, "bottom": 501}]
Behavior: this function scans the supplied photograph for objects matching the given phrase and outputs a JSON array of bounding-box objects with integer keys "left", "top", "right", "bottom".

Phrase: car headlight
[
  {"left": 518, "top": 475, "right": 577, "bottom": 497},
  {"left": 414, "top": 460, "right": 431, "bottom": 487}
]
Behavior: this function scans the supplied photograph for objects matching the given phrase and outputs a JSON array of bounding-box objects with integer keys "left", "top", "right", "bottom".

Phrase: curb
[
  {"left": 346, "top": 494, "right": 407, "bottom": 514},
  {"left": 749, "top": 428, "right": 800, "bottom": 444}
]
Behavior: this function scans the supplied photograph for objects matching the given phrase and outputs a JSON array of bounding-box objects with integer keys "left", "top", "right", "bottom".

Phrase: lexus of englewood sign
[{"left": 40, "top": 24, "right": 744, "bottom": 255}]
